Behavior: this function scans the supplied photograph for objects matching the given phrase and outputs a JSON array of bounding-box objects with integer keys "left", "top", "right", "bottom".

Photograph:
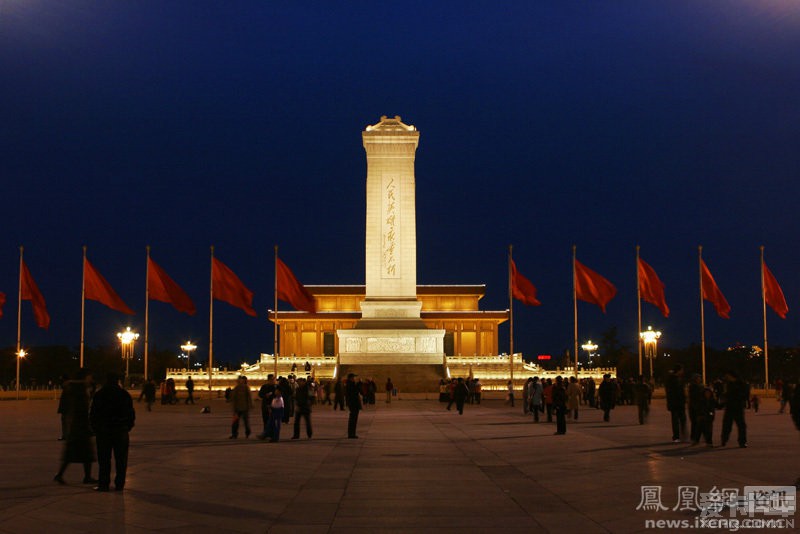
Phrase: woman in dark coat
[{"left": 54, "top": 369, "right": 97, "bottom": 484}]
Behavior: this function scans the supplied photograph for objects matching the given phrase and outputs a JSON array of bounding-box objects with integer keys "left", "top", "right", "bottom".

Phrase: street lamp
[
  {"left": 640, "top": 326, "right": 661, "bottom": 379},
  {"left": 117, "top": 327, "right": 139, "bottom": 388},
  {"left": 16, "top": 349, "right": 27, "bottom": 400},
  {"left": 181, "top": 341, "right": 197, "bottom": 370},
  {"left": 581, "top": 340, "right": 598, "bottom": 367}
]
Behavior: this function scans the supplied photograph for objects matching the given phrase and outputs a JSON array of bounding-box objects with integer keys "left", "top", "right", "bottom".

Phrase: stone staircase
[{"left": 337, "top": 363, "right": 446, "bottom": 394}]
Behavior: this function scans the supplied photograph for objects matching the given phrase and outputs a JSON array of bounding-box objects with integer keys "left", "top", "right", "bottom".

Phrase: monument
[
  {"left": 337, "top": 116, "right": 445, "bottom": 368},
  {"left": 166, "top": 115, "right": 615, "bottom": 395}
]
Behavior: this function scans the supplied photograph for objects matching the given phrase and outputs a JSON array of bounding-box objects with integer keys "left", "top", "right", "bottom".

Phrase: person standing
[
  {"left": 268, "top": 388, "right": 285, "bottom": 442},
  {"left": 333, "top": 377, "right": 345, "bottom": 411},
  {"left": 346, "top": 373, "right": 362, "bottom": 438},
  {"left": 665, "top": 364, "right": 687, "bottom": 442},
  {"left": 229, "top": 376, "right": 252, "bottom": 439},
  {"left": 567, "top": 376, "right": 582, "bottom": 420},
  {"left": 543, "top": 379, "right": 554, "bottom": 423},
  {"left": 385, "top": 377, "right": 394, "bottom": 404},
  {"left": 552, "top": 376, "right": 567, "bottom": 435},
  {"left": 522, "top": 378, "right": 532, "bottom": 414},
  {"left": 89, "top": 372, "right": 135, "bottom": 492},
  {"left": 142, "top": 379, "right": 156, "bottom": 412},
  {"left": 292, "top": 377, "right": 313, "bottom": 439},
  {"left": 505, "top": 380, "right": 515, "bottom": 407},
  {"left": 687, "top": 373, "right": 705, "bottom": 444},
  {"left": 473, "top": 378, "right": 482, "bottom": 404},
  {"left": 185, "top": 376, "right": 195, "bottom": 405},
  {"left": 598, "top": 374, "right": 616, "bottom": 422},
  {"left": 633, "top": 375, "right": 652, "bottom": 425},
  {"left": 257, "top": 374, "right": 276, "bottom": 440},
  {"left": 530, "top": 377, "right": 543, "bottom": 423},
  {"left": 54, "top": 369, "right": 97, "bottom": 485},
  {"left": 720, "top": 370, "right": 748, "bottom": 448}
]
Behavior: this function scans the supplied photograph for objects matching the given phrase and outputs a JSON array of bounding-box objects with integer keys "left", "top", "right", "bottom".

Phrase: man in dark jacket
[
  {"left": 665, "top": 364, "right": 687, "bottom": 442},
  {"left": 452, "top": 377, "right": 469, "bottom": 415},
  {"left": 720, "top": 370, "right": 748, "bottom": 448},
  {"left": 292, "top": 377, "right": 313, "bottom": 439},
  {"left": 89, "top": 372, "right": 135, "bottom": 492},
  {"left": 345, "top": 373, "right": 362, "bottom": 438},
  {"left": 598, "top": 374, "right": 616, "bottom": 422}
]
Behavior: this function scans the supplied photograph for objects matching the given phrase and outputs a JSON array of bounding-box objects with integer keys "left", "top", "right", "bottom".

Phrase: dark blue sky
[{"left": 2, "top": 1, "right": 799, "bottom": 365}]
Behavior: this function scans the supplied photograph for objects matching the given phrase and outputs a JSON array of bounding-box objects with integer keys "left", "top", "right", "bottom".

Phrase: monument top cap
[{"left": 365, "top": 115, "right": 416, "bottom": 133}]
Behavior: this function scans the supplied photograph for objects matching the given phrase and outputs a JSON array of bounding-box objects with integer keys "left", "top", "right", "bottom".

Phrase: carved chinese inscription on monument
[
  {"left": 381, "top": 175, "right": 400, "bottom": 278},
  {"left": 367, "top": 337, "right": 415, "bottom": 353}
]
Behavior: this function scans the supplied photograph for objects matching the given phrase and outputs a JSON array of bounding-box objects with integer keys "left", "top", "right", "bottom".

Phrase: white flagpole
[
  {"left": 80, "top": 246, "right": 87, "bottom": 368},
  {"left": 16, "top": 246, "right": 24, "bottom": 400},
  {"left": 699, "top": 246, "right": 706, "bottom": 384},
  {"left": 208, "top": 246, "right": 214, "bottom": 404},
  {"left": 636, "top": 245, "right": 642, "bottom": 377},
  {"left": 761, "top": 246, "right": 769, "bottom": 389},
  {"left": 573, "top": 245, "right": 578, "bottom": 378},
  {"left": 145, "top": 246, "right": 151, "bottom": 381}
]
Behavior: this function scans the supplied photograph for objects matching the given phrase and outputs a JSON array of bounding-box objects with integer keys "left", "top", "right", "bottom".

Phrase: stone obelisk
[{"left": 338, "top": 116, "right": 444, "bottom": 365}]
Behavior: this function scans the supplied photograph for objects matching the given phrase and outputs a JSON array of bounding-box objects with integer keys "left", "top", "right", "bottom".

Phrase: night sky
[{"left": 2, "top": 1, "right": 799, "bottom": 367}]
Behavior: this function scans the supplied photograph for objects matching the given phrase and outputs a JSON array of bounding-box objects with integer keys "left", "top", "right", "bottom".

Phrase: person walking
[
  {"left": 89, "top": 372, "right": 135, "bottom": 492},
  {"left": 346, "top": 373, "right": 362, "bottom": 438},
  {"left": 229, "top": 376, "right": 252, "bottom": 439},
  {"left": 552, "top": 376, "right": 567, "bottom": 435},
  {"left": 598, "top": 374, "right": 616, "bottom": 422},
  {"left": 453, "top": 377, "right": 469, "bottom": 415},
  {"left": 720, "top": 370, "right": 748, "bottom": 448},
  {"left": 665, "top": 364, "right": 687, "bottom": 442},
  {"left": 54, "top": 369, "right": 97, "bottom": 485},
  {"left": 292, "top": 377, "right": 313, "bottom": 439},
  {"left": 185, "top": 376, "right": 195, "bottom": 405}
]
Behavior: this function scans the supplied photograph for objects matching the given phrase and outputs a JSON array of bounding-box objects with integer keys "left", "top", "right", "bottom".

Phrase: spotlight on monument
[
  {"left": 16, "top": 348, "right": 27, "bottom": 400},
  {"left": 117, "top": 327, "right": 139, "bottom": 387},
  {"left": 181, "top": 341, "right": 197, "bottom": 370}
]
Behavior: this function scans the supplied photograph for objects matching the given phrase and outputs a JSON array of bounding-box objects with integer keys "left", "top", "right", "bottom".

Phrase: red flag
[
  {"left": 212, "top": 257, "right": 256, "bottom": 316},
  {"left": 84, "top": 258, "right": 135, "bottom": 315},
  {"left": 763, "top": 261, "right": 788, "bottom": 319},
  {"left": 510, "top": 258, "right": 541, "bottom": 306},
  {"left": 575, "top": 259, "right": 617, "bottom": 313},
  {"left": 700, "top": 259, "right": 730, "bottom": 319},
  {"left": 638, "top": 258, "right": 669, "bottom": 318},
  {"left": 0, "top": 292, "right": 5, "bottom": 318},
  {"left": 148, "top": 257, "right": 196, "bottom": 316},
  {"left": 21, "top": 261, "right": 50, "bottom": 329},
  {"left": 276, "top": 258, "right": 316, "bottom": 313}
]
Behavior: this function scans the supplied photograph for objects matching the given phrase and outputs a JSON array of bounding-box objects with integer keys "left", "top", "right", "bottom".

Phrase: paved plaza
[{"left": 0, "top": 394, "right": 797, "bottom": 533}]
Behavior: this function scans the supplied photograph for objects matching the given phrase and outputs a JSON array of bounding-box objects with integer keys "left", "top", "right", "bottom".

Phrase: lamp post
[
  {"left": 639, "top": 326, "right": 661, "bottom": 379},
  {"left": 16, "top": 349, "right": 27, "bottom": 400},
  {"left": 117, "top": 327, "right": 139, "bottom": 388},
  {"left": 581, "top": 340, "right": 598, "bottom": 368},
  {"left": 181, "top": 341, "right": 197, "bottom": 370}
]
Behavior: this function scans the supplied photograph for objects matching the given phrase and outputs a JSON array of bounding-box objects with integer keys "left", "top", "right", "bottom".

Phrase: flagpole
[
  {"left": 699, "top": 246, "right": 706, "bottom": 384},
  {"left": 16, "top": 246, "right": 24, "bottom": 400},
  {"left": 761, "top": 246, "right": 769, "bottom": 390},
  {"left": 208, "top": 245, "right": 214, "bottom": 405},
  {"left": 274, "top": 245, "right": 279, "bottom": 378},
  {"left": 80, "top": 246, "right": 87, "bottom": 368},
  {"left": 508, "top": 244, "right": 514, "bottom": 384},
  {"left": 144, "top": 246, "right": 151, "bottom": 381},
  {"left": 636, "top": 245, "right": 642, "bottom": 377},
  {"left": 573, "top": 245, "right": 578, "bottom": 378}
]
